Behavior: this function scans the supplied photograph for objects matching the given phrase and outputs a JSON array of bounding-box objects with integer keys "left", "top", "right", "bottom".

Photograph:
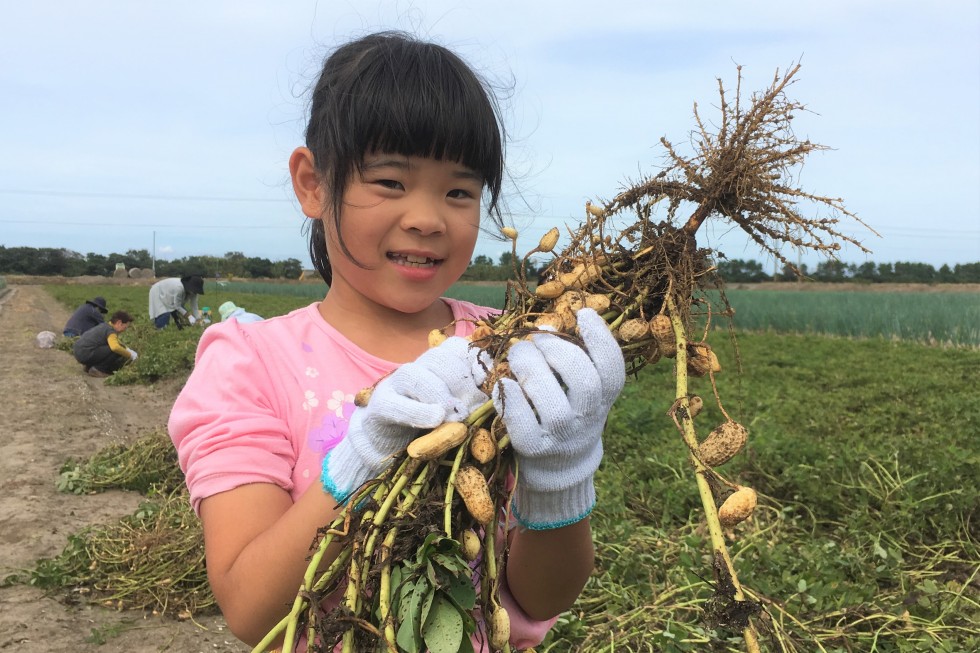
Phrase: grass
[
  {"left": 34, "top": 283, "right": 980, "bottom": 651},
  {"left": 540, "top": 332, "right": 980, "bottom": 652}
]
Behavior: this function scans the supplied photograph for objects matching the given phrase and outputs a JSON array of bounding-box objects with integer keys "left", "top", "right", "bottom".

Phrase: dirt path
[{"left": 0, "top": 285, "right": 248, "bottom": 652}]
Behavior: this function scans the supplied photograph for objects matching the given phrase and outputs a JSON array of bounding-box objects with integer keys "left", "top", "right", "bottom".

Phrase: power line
[
  {"left": 0, "top": 188, "right": 976, "bottom": 240},
  {"left": 0, "top": 219, "right": 295, "bottom": 230},
  {"left": 0, "top": 188, "right": 292, "bottom": 203}
]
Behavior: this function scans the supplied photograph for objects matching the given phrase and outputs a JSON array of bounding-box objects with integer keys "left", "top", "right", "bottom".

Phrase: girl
[{"left": 168, "top": 31, "right": 624, "bottom": 651}]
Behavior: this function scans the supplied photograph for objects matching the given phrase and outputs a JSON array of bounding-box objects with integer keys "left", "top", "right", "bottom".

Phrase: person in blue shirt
[
  {"left": 217, "top": 301, "right": 263, "bottom": 324},
  {"left": 63, "top": 296, "right": 108, "bottom": 337}
]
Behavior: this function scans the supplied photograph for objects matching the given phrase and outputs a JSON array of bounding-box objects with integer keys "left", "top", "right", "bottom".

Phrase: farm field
[{"left": 0, "top": 279, "right": 977, "bottom": 652}]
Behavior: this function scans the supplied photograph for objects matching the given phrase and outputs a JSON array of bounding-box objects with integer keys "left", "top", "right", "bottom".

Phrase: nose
[{"left": 399, "top": 192, "right": 447, "bottom": 236}]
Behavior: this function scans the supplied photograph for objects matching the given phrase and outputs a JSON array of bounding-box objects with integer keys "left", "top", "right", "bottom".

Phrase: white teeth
[{"left": 391, "top": 253, "right": 436, "bottom": 268}]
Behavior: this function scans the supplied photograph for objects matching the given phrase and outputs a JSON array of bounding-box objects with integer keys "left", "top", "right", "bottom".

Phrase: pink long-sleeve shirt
[{"left": 168, "top": 300, "right": 555, "bottom": 650}]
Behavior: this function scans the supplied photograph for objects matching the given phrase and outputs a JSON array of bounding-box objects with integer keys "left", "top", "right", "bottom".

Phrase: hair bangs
[{"left": 350, "top": 43, "right": 503, "bottom": 190}]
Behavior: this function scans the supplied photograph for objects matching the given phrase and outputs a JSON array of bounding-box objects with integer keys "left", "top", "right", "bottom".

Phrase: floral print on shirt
[{"left": 307, "top": 391, "right": 356, "bottom": 456}]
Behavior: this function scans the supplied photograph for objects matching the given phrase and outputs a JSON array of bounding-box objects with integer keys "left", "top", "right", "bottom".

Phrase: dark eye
[
  {"left": 448, "top": 188, "right": 476, "bottom": 200},
  {"left": 376, "top": 179, "right": 404, "bottom": 190}
]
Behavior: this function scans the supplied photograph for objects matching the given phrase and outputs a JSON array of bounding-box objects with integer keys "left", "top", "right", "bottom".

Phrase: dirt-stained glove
[
  {"left": 322, "top": 337, "right": 491, "bottom": 504},
  {"left": 492, "top": 308, "right": 625, "bottom": 530},
  {"left": 127, "top": 348, "right": 138, "bottom": 362}
]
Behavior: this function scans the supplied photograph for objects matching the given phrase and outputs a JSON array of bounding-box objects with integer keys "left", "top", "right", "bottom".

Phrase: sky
[{"left": 2, "top": 0, "right": 978, "bottom": 272}]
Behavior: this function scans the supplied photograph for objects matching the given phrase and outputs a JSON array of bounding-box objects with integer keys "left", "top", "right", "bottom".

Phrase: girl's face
[{"left": 324, "top": 154, "right": 483, "bottom": 315}]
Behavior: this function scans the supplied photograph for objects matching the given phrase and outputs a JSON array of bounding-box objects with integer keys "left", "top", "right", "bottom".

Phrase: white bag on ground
[{"left": 35, "top": 331, "right": 57, "bottom": 349}]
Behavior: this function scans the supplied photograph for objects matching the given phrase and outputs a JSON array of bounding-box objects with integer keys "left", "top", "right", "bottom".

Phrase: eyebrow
[{"left": 361, "top": 157, "right": 484, "bottom": 183}]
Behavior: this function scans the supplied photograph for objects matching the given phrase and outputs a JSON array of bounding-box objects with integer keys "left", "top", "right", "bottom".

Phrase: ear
[{"left": 289, "top": 147, "right": 325, "bottom": 218}]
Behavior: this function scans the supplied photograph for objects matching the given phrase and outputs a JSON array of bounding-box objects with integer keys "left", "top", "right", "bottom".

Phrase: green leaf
[
  {"left": 421, "top": 594, "right": 464, "bottom": 653},
  {"left": 396, "top": 615, "right": 421, "bottom": 653},
  {"left": 457, "top": 634, "right": 475, "bottom": 653},
  {"left": 395, "top": 581, "right": 418, "bottom": 653},
  {"left": 417, "top": 532, "right": 443, "bottom": 561},
  {"left": 396, "top": 580, "right": 415, "bottom": 625},
  {"left": 390, "top": 565, "right": 404, "bottom": 595},
  {"left": 395, "top": 579, "right": 428, "bottom": 653},
  {"left": 443, "top": 571, "right": 477, "bottom": 612},
  {"left": 420, "top": 585, "right": 436, "bottom": 630},
  {"left": 431, "top": 552, "right": 468, "bottom": 575}
]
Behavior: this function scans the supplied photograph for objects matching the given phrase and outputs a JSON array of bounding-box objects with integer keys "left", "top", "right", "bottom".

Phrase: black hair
[
  {"left": 110, "top": 310, "right": 133, "bottom": 324},
  {"left": 180, "top": 274, "right": 205, "bottom": 296},
  {"left": 303, "top": 31, "right": 508, "bottom": 285}
]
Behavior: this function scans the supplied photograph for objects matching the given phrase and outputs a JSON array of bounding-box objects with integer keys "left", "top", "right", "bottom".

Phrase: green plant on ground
[
  {"left": 12, "top": 332, "right": 978, "bottom": 651},
  {"left": 58, "top": 430, "right": 183, "bottom": 495},
  {"left": 538, "top": 332, "right": 979, "bottom": 652},
  {"left": 85, "top": 622, "right": 139, "bottom": 645},
  {"left": 19, "top": 489, "right": 213, "bottom": 617}
]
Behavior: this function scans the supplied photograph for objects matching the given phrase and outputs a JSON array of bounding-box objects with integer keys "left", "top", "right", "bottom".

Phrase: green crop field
[
  {"left": 713, "top": 289, "right": 980, "bottom": 348},
  {"left": 213, "top": 279, "right": 510, "bottom": 310},
  {"left": 45, "top": 282, "right": 980, "bottom": 348},
  {"left": 36, "top": 282, "right": 979, "bottom": 650}
]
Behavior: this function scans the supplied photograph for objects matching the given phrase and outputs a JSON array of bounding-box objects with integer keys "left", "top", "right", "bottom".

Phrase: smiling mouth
[{"left": 388, "top": 253, "right": 440, "bottom": 268}]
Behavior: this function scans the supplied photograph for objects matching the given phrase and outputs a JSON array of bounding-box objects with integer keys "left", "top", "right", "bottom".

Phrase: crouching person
[{"left": 73, "top": 310, "right": 138, "bottom": 378}]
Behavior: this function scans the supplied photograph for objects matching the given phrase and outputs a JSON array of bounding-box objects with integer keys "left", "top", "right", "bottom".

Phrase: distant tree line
[
  {"left": 459, "top": 253, "right": 539, "bottom": 281},
  {"left": 718, "top": 258, "right": 980, "bottom": 284},
  {"left": 1, "top": 246, "right": 978, "bottom": 284},
  {"left": 0, "top": 246, "right": 304, "bottom": 279}
]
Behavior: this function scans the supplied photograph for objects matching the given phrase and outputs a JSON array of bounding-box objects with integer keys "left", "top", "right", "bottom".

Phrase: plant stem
[{"left": 666, "top": 294, "right": 761, "bottom": 653}]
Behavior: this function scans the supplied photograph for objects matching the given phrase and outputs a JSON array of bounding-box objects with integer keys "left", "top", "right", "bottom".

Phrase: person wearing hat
[
  {"left": 63, "top": 296, "right": 108, "bottom": 337},
  {"left": 149, "top": 274, "right": 205, "bottom": 330},
  {"left": 217, "top": 301, "right": 264, "bottom": 325}
]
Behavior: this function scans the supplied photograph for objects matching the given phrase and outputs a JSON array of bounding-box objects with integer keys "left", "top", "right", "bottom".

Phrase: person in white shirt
[{"left": 149, "top": 275, "right": 205, "bottom": 329}]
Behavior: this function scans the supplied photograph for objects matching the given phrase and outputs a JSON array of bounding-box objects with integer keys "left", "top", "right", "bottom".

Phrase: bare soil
[{"left": 0, "top": 285, "right": 248, "bottom": 653}]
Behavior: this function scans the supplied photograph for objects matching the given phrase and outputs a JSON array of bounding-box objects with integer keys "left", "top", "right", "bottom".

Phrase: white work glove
[
  {"left": 127, "top": 348, "right": 139, "bottom": 362},
  {"left": 492, "top": 308, "right": 625, "bottom": 530},
  {"left": 322, "top": 337, "right": 491, "bottom": 504},
  {"left": 187, "top": 314, "right": 197, "bottom": 325}
]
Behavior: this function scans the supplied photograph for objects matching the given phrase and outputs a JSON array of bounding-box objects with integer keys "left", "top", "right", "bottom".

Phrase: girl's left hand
[{"left": 492, "top": 308, "right": 625, "bottom": 530}]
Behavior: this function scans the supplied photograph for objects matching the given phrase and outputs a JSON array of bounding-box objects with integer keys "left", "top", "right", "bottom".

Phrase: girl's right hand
[{"left": 321, "top": 336, "right": 490, "bottom": 503}]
